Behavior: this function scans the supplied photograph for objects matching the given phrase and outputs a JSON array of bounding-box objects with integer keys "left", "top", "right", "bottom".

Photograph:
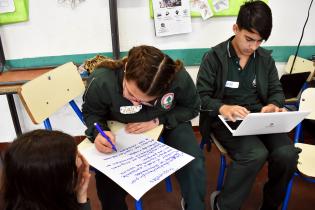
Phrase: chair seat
[
  {"left": 295, "top": 143, "right": 315, "bottom": 178},
  {"left": 285, "top": 97, "right": 299, "bottom": 103},
  {"left": 211, "top": 133, "right": 228, "bottom": 155}
]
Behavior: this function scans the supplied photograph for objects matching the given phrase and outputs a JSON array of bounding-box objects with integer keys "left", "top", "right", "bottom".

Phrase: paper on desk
[{"left": 79, "top": 128, "right": 194, "bottom": 201}]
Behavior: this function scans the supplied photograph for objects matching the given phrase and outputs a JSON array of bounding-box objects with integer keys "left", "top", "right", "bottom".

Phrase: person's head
[
  {"left": 232, "top": 0, "right": 272, "bottom": 56},
  {"left": 95, "top": 45, "right": 183, "bottom": 106},
  {"left": 1, "top": 129, "right": 80, "bottom": 210},
  {"left": 123, "top": 45, "right": 182, "bottom": 106}
]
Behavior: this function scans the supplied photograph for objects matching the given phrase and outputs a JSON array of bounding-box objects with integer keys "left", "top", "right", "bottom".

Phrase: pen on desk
[{"left": 94, "top": 122, "right": 117, "bottom": 152}]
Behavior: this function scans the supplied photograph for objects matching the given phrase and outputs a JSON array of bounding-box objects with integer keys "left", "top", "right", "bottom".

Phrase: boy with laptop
[{"left": 197, "top": 1, "right": 301, "bottom": 210}]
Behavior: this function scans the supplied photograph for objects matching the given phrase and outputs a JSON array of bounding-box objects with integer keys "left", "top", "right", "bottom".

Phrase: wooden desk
[
  {"left": 0, "top": 68, "right": 52, "bottom": 136},
  {"left": 0, "top": 69, "right": 51, "bottom": 93}
]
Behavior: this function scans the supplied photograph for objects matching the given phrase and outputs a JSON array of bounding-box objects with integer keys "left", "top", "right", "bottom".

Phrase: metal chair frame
[{"left": 282, "top": 88, "right": 315, "bottom": 210}]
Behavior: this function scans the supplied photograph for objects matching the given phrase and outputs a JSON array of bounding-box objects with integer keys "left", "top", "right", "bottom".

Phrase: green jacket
[
  {"left": 82, "top": 67, "right": 200, "bottom": 141},
  {"left": 196, "top": 37, "right": 285, "bottom": 139}
]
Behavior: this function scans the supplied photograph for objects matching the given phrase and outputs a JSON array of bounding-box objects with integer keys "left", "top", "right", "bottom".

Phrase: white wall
[
  {"left": 0, "top": 0, "right": 314, "bottom": 141},
  {"left": 0, "top": 0, "right": 112, "bottom": 59},
  {"left": 1, "top": 0, "right": 315, "bottom": 59}
]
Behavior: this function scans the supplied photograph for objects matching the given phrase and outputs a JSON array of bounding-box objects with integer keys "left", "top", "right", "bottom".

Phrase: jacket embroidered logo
[{"left": 161, "top": 93, "right": 174, "bottom": 110}]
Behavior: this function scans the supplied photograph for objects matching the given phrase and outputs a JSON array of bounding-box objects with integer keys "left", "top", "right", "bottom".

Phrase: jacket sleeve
[
  {"left": 78, "top": 199, "right": 91, "bottom": 210},
  {"left": 197, "top": 51, "right": 223, "bottom": 115},
  {"left": 265, "top": 57, "right": 285, "bottom": 107},
  {"left": 82, "top": 77, "right": 111, "bottom": 142},
  {"left": 158, "top": 70, "right": 200, "bottom": 129}
]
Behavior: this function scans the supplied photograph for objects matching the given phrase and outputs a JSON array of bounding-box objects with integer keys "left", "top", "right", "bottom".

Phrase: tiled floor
[{"left": 1, "top": 124, "right": 315, "bottom": 210}]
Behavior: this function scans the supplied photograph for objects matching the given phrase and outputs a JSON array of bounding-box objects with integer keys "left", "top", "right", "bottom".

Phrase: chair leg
[
  {"left": 294, "top": 123, "right": 303, "bottom": 143},
  {"left": 281, "top": 173, "right": 296, "bottom": 210},
  {"left": 165, "top": 176, "right": 173, "bottom": 192},
  {"left": 69, "top": 100, "right": 86, "bottom": 125},
  {"left": 217, "top": 154, "right": 226, "bottom": 191},
  {"left": 200, "top": 138, "right": 206, "bottom": 150},
  {"left": 300, "top": 127, "right": 304, "bottom": 143},
  {"left": 135, "top": 199, "right": 143, "bottom": 210},
  {"left": 44, "top": 118, "right": 52, "bottom": 130}
]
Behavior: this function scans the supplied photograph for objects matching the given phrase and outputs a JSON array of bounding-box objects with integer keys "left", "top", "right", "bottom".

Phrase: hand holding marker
[{"left": 94, "top": 122, "right": 117, "bottom": 152}]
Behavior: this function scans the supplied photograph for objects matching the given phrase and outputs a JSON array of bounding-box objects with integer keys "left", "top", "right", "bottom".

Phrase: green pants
[
  {"left": 163, "top": 122, "right": 206, "bottom": 210},
  {"left": 95, "top": 122, "right": 206, "bottom": 210},
  {"left": 211, "top": 119, "right": 300, "bottom": 210}
]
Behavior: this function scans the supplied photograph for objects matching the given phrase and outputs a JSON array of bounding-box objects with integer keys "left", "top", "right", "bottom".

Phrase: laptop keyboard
[{"left": 226, "top": 120, "right": 242, "bottom": 130}]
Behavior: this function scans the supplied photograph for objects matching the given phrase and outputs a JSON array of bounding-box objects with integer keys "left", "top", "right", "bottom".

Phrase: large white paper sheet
[{"left": 79, "top": 128, "right": 194, "bottom": 201}]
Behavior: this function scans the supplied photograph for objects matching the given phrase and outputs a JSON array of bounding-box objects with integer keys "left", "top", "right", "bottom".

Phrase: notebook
[
  {"left": 219, "top": 111, "right": 310, "bottom": 136},
  {"left": 280, "top": 72, "right": 311, "bottom": 99}
]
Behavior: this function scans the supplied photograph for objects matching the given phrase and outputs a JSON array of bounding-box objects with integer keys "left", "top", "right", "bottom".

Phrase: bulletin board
[
  {"left": 0, "top": 0, "right": 29, "bottom": 25},
  {"left": 150, "top": 0, "right": 269, "bottom": 17}
]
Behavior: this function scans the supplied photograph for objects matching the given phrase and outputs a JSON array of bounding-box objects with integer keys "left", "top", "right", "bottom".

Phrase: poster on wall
[
  {"left": 190, "top": 0, "right": 213, "bottom": 20},
  {"left": 0, "top": 0, "right": 29, "bottom": 25},
  {"left": 0, "top": 0, "right": 15, "bottom": 13},
  {"left": 150, "top": 0, "right": 269, "bottom": 17},
  {"left": 152, "top": 0, "right": 192, "bottom": 37}
]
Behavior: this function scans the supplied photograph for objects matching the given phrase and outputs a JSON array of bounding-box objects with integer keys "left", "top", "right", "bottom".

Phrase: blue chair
[
  {"left": 200, "top": 133, "right": 229, "bottom": 191},
  {"left": 282, "top": 88, "right": 315, "bottom": 210},
  {"left": 18, "top": 62, "right": 172, "bottom": 210},
  {"left": 283, "top": 55, "right": 314, "bottom": 110},
  {"left": 18, "top": 62, "right": 85, "bottom": 131}
]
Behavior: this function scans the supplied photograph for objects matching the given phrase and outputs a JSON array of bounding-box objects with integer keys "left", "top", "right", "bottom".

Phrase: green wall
[{"left": 5, "top": 46, "right": 315, "bottom": 70}]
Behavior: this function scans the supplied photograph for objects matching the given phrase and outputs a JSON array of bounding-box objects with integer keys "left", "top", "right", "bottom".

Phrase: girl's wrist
[{"left": 77, "top": 193, "right": 88, "bottom": 204}]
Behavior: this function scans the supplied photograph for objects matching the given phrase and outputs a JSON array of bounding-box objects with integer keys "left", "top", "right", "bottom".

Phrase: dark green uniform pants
[
  {"left": 95, "top": 122, "right": 206, "bottom": 210},
  {"left": 211, "top": 119, "right": 300, "bottom": 210}
]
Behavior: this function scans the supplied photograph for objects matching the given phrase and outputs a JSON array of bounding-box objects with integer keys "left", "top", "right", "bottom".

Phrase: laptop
[
  {"left": 280, "top": 72, "right": 311, "bottom": 99},
  {"left": 219, "top": 111, "right": 310, "bottom": 136}
]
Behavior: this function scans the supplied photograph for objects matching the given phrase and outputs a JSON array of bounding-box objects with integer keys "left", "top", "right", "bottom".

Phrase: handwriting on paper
[
  {"left": 79, "top": 128, "right": 194, "bottom": 200},
  {"left": 104, "top": 139, "right": 184, "bottom": 184}
]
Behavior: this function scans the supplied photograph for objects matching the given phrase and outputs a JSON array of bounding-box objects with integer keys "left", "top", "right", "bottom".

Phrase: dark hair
[
  {"left": 1, "top": 129, "right": 79, "bottom": 210},
  {"left": 237, "top": 0, "right": 272, "bottom": 41},
  {"left": 96, "top": 45, "right": 183, "bottom": 97}
]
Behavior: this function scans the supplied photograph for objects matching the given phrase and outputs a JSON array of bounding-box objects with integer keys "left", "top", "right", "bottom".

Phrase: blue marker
[{"left": 94, "top": 122, "right": 117, "bottom": 152}]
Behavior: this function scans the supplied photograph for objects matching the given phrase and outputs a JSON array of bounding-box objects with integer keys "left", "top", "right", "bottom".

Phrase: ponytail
[
  {"left": 96, "top": 56, "right": 127, "bottom": 70},
  {"left": 84, "top": 55, "right": 128, "bottom": 74},
  {"left": 174, "top": 59, "right": 183, "bottom": 72}
]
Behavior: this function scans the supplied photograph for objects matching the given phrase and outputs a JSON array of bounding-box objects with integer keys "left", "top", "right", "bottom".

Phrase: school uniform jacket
[
  {"left": 82, "top": 67, "right": 200, "bottom": 142},
  {"left": 196, "top": 37, "right": 285, "bottom": 140},
  {"left": 79, "top": 200, "right": 91, "bottom": 210}
]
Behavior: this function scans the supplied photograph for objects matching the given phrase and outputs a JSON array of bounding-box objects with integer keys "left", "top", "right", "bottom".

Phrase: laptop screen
[
  {"left": 226, "top": 120, "right": 242, "bottom": 130},
  {"left": 280, "top": 72, "right": 311, "bottom": 99}
]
